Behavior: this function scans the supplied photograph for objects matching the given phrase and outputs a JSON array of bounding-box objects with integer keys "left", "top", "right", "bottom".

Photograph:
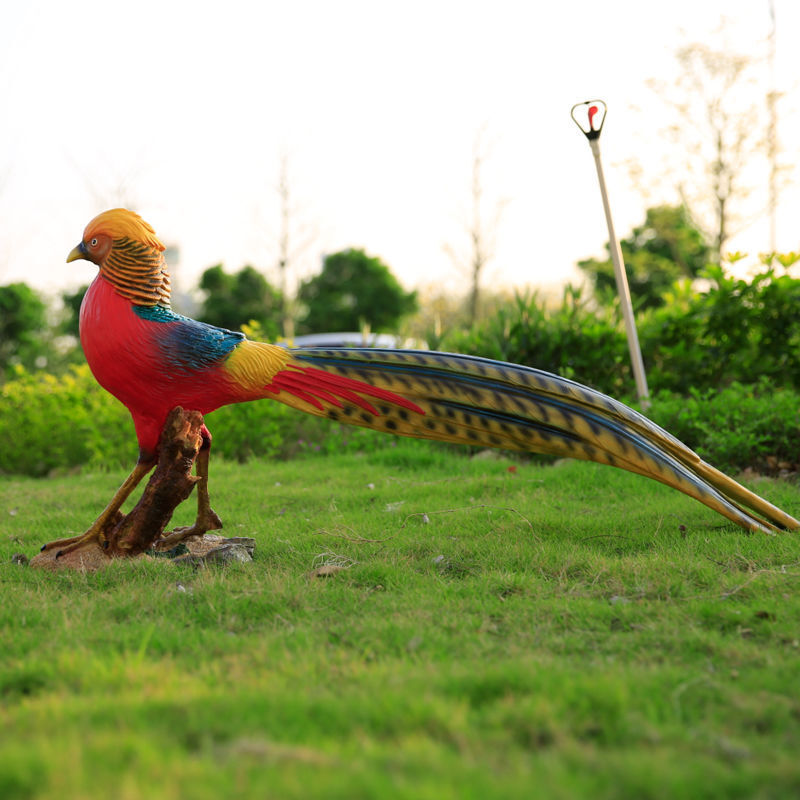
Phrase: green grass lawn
[{"left": 2, "top": 443, "right": 800, "bottom": 799}]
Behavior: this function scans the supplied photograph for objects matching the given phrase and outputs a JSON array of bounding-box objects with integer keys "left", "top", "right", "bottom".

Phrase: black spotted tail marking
[{"left": 273, "top": 347, "right": 799, "bottom": 535}]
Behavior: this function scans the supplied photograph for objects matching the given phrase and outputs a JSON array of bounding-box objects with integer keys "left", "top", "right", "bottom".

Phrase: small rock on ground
[{"left": 172, "top": 538, "right": 254, "bottom": 567}]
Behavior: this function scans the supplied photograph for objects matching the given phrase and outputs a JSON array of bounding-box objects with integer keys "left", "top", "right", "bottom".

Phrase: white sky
[{"left": 0, "top": 0, "right": 797, "bottom": 305}]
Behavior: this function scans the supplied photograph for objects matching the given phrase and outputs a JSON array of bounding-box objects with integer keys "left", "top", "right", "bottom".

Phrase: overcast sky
[{"left": 0, "top": 0, "right": 797, "bottom": 303}]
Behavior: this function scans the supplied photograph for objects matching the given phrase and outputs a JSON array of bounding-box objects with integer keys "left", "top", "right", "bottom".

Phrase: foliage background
[{"left": 2, "top": 214, "right": 799, "bottom": 480}]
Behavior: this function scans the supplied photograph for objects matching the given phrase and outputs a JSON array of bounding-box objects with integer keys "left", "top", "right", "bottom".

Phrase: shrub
[
  {"left": 446, "top": 266, "right": 800, "bottom": 398},
  {"left": 4, "top": 264, "right": 800, "bottom": 478},
  {"left": 639, "top": 266, "right": 800, "bottom": 393},
  {"left": 0, "top": 365, "right": 404, "bottom": 477},
  {"left": 206, "top": 401, "right": 405, "bottom": 462},
  {"left": 0, "top": 365, "right": 134, "bottom": 476},
  {"left": 444, "top": 287, "right": 631, "bottom": 397},
  {"left": 2, "top": 366, "right": 798, "bottom": 478},
  {"left": 645, "top": 380, "right": 800, "bottom": 474}
]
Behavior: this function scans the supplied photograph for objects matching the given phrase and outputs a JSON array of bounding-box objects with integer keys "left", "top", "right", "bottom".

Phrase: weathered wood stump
[{"left": 31, "top": 408, "right": 205, "bottom": 572}]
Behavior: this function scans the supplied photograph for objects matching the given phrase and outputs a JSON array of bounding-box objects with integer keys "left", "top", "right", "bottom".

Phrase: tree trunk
[{"left": 31, "top": 407, "right": 205, "bottom": 572}]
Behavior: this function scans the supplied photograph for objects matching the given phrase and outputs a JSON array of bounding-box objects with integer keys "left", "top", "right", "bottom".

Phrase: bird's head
[
  {"left": 67, "top": 208, "right": 165, "bottom": 267},
  {"left": 67, "top": 209, "right": 171, "bottom": 306}
]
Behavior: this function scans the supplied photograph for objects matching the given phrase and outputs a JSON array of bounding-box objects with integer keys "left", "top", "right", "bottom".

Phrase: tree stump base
[
  {"left": 31, "top": 407, "right": 208, "bottom": 572},
  {"left": 30, "top": 540, "right": 116, "bottom": 572}
]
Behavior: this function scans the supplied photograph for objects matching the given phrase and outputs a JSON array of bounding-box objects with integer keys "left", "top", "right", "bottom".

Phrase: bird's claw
[
  {"left": 155, "top": 507, "right": 223, "bottom": 551},
  {"left": 41, "top": 529, "right": 106, "bottom": 559}
]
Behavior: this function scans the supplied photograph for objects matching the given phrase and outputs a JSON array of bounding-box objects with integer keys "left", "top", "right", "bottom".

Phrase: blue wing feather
[{"left": 134, "top": 305, "right": 244, "bottom": 373}]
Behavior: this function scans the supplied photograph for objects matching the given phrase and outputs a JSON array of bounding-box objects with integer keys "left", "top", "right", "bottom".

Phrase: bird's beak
[{"left": 66, "top": 241, "right": 88, "bottom": 263}]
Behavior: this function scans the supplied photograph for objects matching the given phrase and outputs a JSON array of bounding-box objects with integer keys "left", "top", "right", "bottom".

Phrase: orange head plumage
[
  {"left": 67, "top": 209, "right": 171, "bottom": 306},
  {"left": 67, "top": 208, "right": 164, "bottom": 267}
]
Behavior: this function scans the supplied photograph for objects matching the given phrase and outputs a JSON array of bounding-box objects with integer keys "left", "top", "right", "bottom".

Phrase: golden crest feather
[{"left": 84, "top": 208, "right": 165, "bottom": 252}]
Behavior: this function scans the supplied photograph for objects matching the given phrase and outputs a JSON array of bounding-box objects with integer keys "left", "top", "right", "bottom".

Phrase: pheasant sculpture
[{"left": 43, "top": 209, "right": 798, "bottom": 557}]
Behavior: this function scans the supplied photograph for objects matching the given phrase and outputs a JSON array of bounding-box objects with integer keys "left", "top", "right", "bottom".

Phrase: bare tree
[
  {"left": 631, "top": 23, "right": 795, "bottom": 264},
  {"left": 0, "top": 164, "right": 12, "bottom": 280},
  {"left": 252, "top": 152, "right": 316, "bottom": 341},
  {"left": 653, "top": 42, "right": 762, "bottom": 260},
  {"left": 70, "top": 154, "right": 145, "bottom": 211},
  {"left": 766, "top": 0, "right": 779, "bottom": 251},
  {"left": 445, "top": 128, "right": 506, "bottom": 326},
  {"left": 275, "top": 153, "right": 293, "bottom": 339}
]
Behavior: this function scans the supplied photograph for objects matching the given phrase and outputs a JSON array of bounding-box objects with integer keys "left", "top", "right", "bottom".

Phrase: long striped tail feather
[{"left": 264, "top": 347, "right": 798, "bottom": 535}]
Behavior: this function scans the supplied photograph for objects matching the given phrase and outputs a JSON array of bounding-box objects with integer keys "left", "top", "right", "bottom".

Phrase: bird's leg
[
  {"left": 41, "top": 458, "right": 156, "bottom": 557},
  {"left": 185, "top": 437, "right": 224, "bottom": 533},
  {"left": 155, "top": 433, "right": 222, "bottom": 550}
]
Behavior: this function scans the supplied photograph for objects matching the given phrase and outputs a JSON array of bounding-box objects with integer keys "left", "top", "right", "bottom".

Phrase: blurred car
[{"left": 291, "top": 332, "right": 426, "bottom": 349}]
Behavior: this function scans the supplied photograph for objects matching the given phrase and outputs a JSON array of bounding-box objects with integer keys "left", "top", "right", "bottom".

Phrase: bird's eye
[{"left": 90, "top": 238, "right": 98, "bottom": 247}]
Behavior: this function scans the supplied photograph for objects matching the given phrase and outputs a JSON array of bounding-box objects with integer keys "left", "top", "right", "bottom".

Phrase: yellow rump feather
[{"left": 225, "top": 340, "right": 292, "bottom": 393}]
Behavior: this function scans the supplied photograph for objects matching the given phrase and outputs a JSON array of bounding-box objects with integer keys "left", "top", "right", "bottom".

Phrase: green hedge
[
  {"left": 3, "top": 265, "right": 800, "bottom": 477},
  {"left": 645, "top": 380, "right": 800, "bottom": 474},
  {"left": 640, "top": 266, "right": 800, "bottom": 393},
  {"left": 2, "top": 364, "right": 798, "bottom": 478},
  {"left": 445, "top": 286, "right": 632, "bottom": 398},
  {"left": 1, "top": 366, "right": 133, "bottom": 476},
  {"left": 445, "top": 267, "right": 800, "bottom": 398},
  {"left": 0, "top": 365, "right": 403, "bottom": 477}
]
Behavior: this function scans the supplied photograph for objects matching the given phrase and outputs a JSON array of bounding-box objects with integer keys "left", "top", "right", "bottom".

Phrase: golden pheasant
[{"left": 43, "top": 209, "right": 798, "bottom": 557}]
